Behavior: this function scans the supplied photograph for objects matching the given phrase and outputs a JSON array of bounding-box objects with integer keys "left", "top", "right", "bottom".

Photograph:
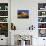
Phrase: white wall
[
  {"left": 11, "top": 0, "right": 46, "bottom": 46},
  {"left": 11, "top": 0, "right": 46, "bottom": 30},
  {"left": 11, "top": 0, "right": 38, "bottom": 30}
]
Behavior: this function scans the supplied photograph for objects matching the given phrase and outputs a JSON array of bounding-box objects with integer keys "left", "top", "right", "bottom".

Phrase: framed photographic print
[
  {"left": 0, "top": 23, "right": 8, "bottom": 37},
  {"left": 38, "top": 23, "right": 46, "bottom": 28},
  {"left": 17, "top": 10, "right": 29, "bottom": 18},
  {"left": 38, "top": 29, "right": 46, "bottom": 37},
  {"left": 0, "top": 17, "right": 8, "bottom": 22}
]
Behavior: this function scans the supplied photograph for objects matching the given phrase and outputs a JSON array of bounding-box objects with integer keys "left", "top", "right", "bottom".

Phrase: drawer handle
[
  {"left": 43, "top": 39, "right": 45, "bottom": 40},
  {"left": 1, "top": 39, "right": 3, "bottom": 40}
]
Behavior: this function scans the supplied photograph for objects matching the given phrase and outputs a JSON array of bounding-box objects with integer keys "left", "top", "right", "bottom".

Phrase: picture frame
[{"left": 17, "top": 10, "right": 29, "bottom": 18}]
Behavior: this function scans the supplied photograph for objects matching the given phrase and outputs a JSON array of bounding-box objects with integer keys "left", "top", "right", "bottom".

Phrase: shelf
[
  {"left": 38, "top": 28, "right": 46, "bottom": 29},
  {"left": 0, "top": 22, "right": 8, "bottom": 23},
  {"left": 38, "top": 3, "right": 46, "bottom": 37},
  {"left": 38, "top": 22, "right": 46, "bottom": 23},
  {"left": 0, "top": 3, "right": 8, "bottom": 37},
  {"left": 38, "top": 15, "right": 46, "bottom": 17},
  {"left": 38, "top": 10, "right": 46, "bottom": 11},
  {"left": 0, "top": 10, "right": 8, "bottom": 11},
  {"left": 0, "top": 16, "right": 8, "bottom": 17}
]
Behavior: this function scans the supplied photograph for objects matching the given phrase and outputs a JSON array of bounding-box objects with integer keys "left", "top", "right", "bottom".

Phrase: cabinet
[
  {"left": 0, "top": 35, "right": 8, "bottom": 45},
  {"left": 38, "top": 3, "right": 46, "bottom": 37},
  {"left": 0, "top": 0, "right": 11, "bottom": 45}
]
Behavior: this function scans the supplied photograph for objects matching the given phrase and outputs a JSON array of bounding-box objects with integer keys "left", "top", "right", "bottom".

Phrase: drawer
[{"left": 0, "top": 37, "right": 8, "bottom": 45}]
